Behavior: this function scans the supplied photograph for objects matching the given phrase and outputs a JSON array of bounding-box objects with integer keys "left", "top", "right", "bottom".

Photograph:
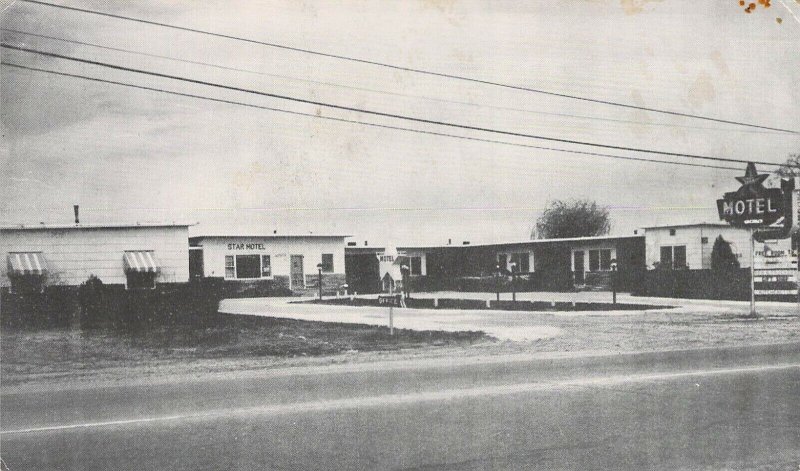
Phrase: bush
[{"left": 633, "top": 268, "right": 750, "bottom": 300}]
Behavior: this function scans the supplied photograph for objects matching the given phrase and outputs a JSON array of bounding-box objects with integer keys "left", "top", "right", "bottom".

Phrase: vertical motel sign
[{"left": 716, "top": 163, "right": 799, "bottom": 314}]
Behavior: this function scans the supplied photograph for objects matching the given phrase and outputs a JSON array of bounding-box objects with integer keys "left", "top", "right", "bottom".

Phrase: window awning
[
  {"left": 7, "top": 252, "right": 48, "bottom": 276},
  {"left": 123, "top": 251, "right": 160, "bottom": 273}
]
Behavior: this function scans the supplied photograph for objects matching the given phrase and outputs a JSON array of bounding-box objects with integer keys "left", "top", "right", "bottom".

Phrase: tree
[
  {"left": 533, "top": 199, "right": 611, "bottom": 239},
  {"left": 776, "top": 153, "right": 800, "bottom": 178},
  {"left": 710, "top": 235, "right": 740, "bottom": 271}
]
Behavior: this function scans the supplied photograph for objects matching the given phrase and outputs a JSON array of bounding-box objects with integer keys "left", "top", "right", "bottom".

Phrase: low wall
[
  {"left": 632, "top": 269, "right": 751, "bottom": 301},
  {"left": 408, "top": 273, "right": 575, "bottom": 293}
]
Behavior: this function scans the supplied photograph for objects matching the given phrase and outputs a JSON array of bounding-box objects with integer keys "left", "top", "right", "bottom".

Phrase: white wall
[
  {"left": 195, "top": 236, "right": 346, "bottom": 283},
  {"left": 645, "top": 226, "right": 752, "bottom": 269},
  {"left": 0, "top": 226, "right": 189, "bottom": 287}
]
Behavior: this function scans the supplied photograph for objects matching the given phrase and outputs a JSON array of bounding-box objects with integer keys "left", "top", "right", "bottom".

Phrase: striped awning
[
  {"left": 123, "top": 251, "right": 160, "bottom": 273},
  {"left": 7, "top": 252, "right": 48, "bottom": 276}
]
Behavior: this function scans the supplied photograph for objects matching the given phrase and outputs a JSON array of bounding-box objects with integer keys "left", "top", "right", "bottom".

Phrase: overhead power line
[
  {"left": 1, "top": 61, "right": 743, "bottom": 172},
  {"left": 1, "top": 43, "right": 783, "bottom": 168},
  {"left": 1, "top": 28, "right": 785, "bottom": 136},
  {"left": 15, "top": 0, "right": 800, "bottom": 135}
]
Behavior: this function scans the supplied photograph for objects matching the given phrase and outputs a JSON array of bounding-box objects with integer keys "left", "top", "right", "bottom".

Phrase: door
[
  {"left": 290, "top": 255, "right": 304, "bottom": 289},
  {"left": 189, "top": 249, "right": 204, "bottom": 280},
  {"left": 497, "top": 254, "right": 507, "bottom": 273},
  {"left": 573, "top": 251, "right": 585, "bottom": 285}
]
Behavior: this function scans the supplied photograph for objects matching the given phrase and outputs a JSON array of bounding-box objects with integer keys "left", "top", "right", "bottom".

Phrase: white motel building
[
  {"left": 1, "top": 222, "right": 191, "bottom": 292},
  {"left": 188, "top": 233, "right": 348, "bottom": 291}
]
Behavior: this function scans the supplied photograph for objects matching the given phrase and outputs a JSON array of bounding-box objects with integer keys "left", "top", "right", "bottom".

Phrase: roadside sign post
[
  {"left": 749, "top": 229, "right": 756, "bottom": 317},
  {"left": 717, "top": 163, "right": 800, "bottom": 317},
  {"left": 378, "top": 294, "right": 401, "bottom": 336}
]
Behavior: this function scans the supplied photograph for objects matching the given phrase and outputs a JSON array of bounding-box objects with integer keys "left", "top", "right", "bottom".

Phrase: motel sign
[{"left": 717, "top": 163, "right": 787, "bottom": 230}]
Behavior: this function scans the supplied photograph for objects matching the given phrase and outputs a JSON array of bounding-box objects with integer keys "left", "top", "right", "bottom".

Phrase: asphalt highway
[{"left": 2, "top": 344, "right": 799, "bottom": 470}]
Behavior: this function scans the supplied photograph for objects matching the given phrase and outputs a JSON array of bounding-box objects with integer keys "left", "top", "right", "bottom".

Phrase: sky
[{"left": 1, "top": 0, "right": 799, "bottom": 246}]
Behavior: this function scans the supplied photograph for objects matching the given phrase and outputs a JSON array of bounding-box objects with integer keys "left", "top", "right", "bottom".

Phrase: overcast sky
[{"left": 2, "top": 0, "right": 799, "bottom": 245}]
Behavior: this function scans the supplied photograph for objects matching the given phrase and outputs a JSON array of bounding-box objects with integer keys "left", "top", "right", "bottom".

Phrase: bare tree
[{"left": 533, "top": 199, "right": 611, "bottom": 239}]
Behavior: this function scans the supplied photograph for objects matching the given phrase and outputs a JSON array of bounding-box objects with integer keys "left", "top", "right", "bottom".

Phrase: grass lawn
[{"left": 0, "top": 314, "right": 487, "bottom": 382}]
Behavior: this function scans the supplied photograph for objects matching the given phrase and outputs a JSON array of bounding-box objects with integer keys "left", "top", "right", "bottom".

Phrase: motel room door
[
  {"left": 290, "top": 255, "right": 304, "bottom": 289},
  {"left": 573, "top": 251, "right": 585, "bottom": 285}
]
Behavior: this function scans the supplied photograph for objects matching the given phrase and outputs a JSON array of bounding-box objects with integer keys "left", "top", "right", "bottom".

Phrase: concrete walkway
[{"left": 219, "top": 291, "right": 798, "bottom": 342}]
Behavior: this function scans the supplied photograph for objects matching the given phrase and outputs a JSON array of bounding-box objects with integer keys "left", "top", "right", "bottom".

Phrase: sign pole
[{"left": 750, "top": 228, "right": 756, "bottom": 317}]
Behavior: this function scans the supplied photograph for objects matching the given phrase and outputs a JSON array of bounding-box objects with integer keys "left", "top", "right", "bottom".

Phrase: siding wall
[
  {"left": 193, "top": 236, "right": 346, "bottom": 288},
  {"left": 645, "top": 226, "right": 752, "bottom": 269},
  {"left": 0, "top": 226, "right": 190, "bottom": 287}
]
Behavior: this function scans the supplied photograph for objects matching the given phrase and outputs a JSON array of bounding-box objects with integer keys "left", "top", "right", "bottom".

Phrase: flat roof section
[
  {"left": 642, "top": 223, "right": 734, "bottom": 230},
  {"left": 190, "top": 234, "right": 351, "bottom": 240},
  {"left": 0, "top": 222, "right": 194, "bottom": 231}
]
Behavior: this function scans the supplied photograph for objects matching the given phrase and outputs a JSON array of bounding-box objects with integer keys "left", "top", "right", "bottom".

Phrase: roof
[
  {"left": 345, "top": 234, "right": 644, "bottom": 253},
  {"left": 401, "top": 234, "right": 644, "bottom": 250},
  {"left": 642, "top": 223, "right": 735, "bottom": 230},
  {"left": 0, "top": 222, "right": 194, "bottom": 231},
  {"left": 190, "top": 233, "right": 351, "bottom": 240}
]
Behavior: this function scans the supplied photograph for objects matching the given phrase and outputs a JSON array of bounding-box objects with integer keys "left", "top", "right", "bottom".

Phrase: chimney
[
  {"left": 448, "top": 238, "right": 452, "bottom": 245},
  {"left": 73, "top": 204, "right": 80, "bottom": 224}
]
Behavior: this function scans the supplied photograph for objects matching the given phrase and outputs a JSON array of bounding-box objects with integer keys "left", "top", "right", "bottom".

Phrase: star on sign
[{"left": 736, "top": 162, "right": 769, "bottom": 188}]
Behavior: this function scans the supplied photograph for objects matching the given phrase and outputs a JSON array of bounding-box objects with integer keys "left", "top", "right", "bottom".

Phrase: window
[
  {"left": 669, "top": 229, "right": 676, "bottom": 236},
  {"left": 701, "top": 237, "right": 709, "bottom": 244},
  {"left": 320, "top": 253, "right": 334, "bottom": 273},
  {"left": 235, "top": 255, "right": 261, "bottom": 279},
  {"left": 126, "top": 272, "right": 156, "bottom": 289},
  {"left": 510, "top": 253, "right": 530, "bottom": 273},
  {"left": 225, "top": 254, "right": 273, "bottom": 279},
  {"left": 7, "top": 252, "right": 48, "bottom": 294},
  {"left": 10, "top": 275, "right": 45, "bottom": 294},
  {"left": 660, "top": 245, "right": 687, "bottom": 269},
  {"left": 261, "top": 255, "right": 271, "bottom": 277},
  {"left": 410, "top": 256, "right": 422, "bottom": 275},
  {"left": 225, "top": 256, "right": 235, "bottom": 278},
  {"left": 660, "top": 246, "right": 673, "bottom": 268},
  {"left": 674, "top": 246, "right": 687, "bottom": 269},
  {"left": 589, "top": 249, "right": 612, "bottom": 271}
]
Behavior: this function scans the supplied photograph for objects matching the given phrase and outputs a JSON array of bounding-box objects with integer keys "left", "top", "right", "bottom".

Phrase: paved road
[{"left": 2, "top": 344, "right": 799, "bottom": 470}]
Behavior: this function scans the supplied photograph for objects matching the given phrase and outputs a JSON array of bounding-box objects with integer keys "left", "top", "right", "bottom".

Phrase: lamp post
[
  {"left": 401, "top": 264, "right": 410, "bottom": 300},
  {"left": 316, "top": 263, "right": 323, "bottom": 301},
  {"left": 610, "top": 260, "right": 618, "bottom": 305},
  {"left": 495, "top": 264, "right": 501, "bottom": 302},
  {"left": 509, "top": 262, "right": 517, "bottom": 303}
]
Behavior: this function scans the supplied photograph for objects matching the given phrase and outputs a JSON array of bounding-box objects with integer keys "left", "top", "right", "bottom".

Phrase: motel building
[
  {"left": 643, "top": 223, "right": 755, "bottom": 270},
  {"left": 188, "top": 233, "right": 348, "bottom": 293},
  {"left": 1, "top": 222, "right": 191, "bottom": 293},
  {"left": 345, "top": 234, "right": 646, "bottom": 294},
  {"left": 345, "top": 223, "right": 799, "bottom": 297}
]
